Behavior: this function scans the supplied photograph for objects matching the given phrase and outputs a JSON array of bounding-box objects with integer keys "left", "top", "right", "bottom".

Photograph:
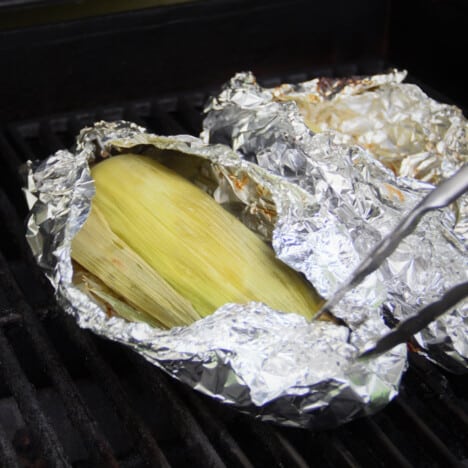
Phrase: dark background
[{"left": 0, "top": 0, "right": 467, "bottom": 123}]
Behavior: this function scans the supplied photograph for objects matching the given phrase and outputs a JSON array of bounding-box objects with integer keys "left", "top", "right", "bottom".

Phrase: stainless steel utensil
[{"left": 312, "top": 164, "right": 468, "bottom": 354}]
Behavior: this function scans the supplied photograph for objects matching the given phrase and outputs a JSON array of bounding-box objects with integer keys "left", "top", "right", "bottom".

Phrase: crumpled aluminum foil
[
  {"left": 272, "top": 69, "right": 468, "bottom": 183},
  {"left": 202, "top": 71, "right": 468, "bottom": 373},
  {"left": 24, "top": 121, "right": 408, "bottom": 430},
  {"left": 269, "top": 69, "right": 468, "bottom": 242}
]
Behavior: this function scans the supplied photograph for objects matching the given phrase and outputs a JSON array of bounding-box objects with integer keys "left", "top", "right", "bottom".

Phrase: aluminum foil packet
[
  {"left": 24, "top": 121, "right": 408, "bottom": 430},
  {"left": 271, "top": 70, "right": 467, "bottom": 183},
  {"left": 202, "top": 70, "right": 468, "bottom": 373}
]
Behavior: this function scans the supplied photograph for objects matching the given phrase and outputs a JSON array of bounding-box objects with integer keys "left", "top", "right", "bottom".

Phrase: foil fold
[
  {"left": 24, "top": 121, "right": 408, "bottom": 429},
  {"left": 202, "top": 71, "right": 468, "bottom": 373}
]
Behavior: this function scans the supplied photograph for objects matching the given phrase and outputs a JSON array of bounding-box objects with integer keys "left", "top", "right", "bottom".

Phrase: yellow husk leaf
[
  {"left": 81, "top": 153, "right": 321, "bottom": 323},
  {"left": 72, "top": 267, "right": 164, "bottom": 328},
  {"left": 71, "top": 203, "right": 200, "bottom": 328}
]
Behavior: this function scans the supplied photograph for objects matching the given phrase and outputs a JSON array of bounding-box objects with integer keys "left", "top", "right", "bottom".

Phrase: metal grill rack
[{"left": 0, "top": 64, "right": 467, "bottom": 467}]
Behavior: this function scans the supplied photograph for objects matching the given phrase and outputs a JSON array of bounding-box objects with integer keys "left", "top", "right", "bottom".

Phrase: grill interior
[{"left": 0, "top": 59, "right": 467, "bottom": 467}]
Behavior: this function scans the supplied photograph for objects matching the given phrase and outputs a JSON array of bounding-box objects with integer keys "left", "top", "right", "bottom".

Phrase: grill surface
[{"left": 0, "top": 63, "right": 467, "bottom": 467}]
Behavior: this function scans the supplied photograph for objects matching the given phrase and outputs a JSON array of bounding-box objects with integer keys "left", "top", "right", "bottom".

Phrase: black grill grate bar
[
  {"left": 119, "top": 453, "right": 146, "bottom": 468},
  {"left": 68, "top": 116, "right": 84, "bottom": 142},
  {"left": 440, "top": 396, "right": 468, "bottom": 429},
  {"left": 0, "top": 131, "right": 22, "bottom": 172},
  {"left": 248, "top": 422, "right": 310, "bottom": 468},
  {"left": 7, "top": 125, "right": 37, "bottom": 162},
  {"left": 0, "top": 188, "right": 35, "bottom": 260},
  {"left": 150, "top": 101, "right": 186, "bottom": 135},
  {"left": 395, "top": 398, "right": 462, "bottom": 466},
  {"left": 320, "top": 433, "right": 362, "bottom": 468},
  {"left": 407, "top": 353, "right": 468, "bottom": 431},
  {"left": 0, "top": 253, "right": 120, "bottom": 467},
  {"left": 127, "top": 351, "right": 228, "bottom": 468},
  {"left": 0, "top": 328, "right": 71, "bottom": 467},
  {"left": 39, "top": 120, "right": 64, "bottom": 154},
  {"left": 68, "top": 115, "right": 96, "bottom": 140},
  {"left": 0, "top": 132, "right": 24, "bottom": 208},
  {"left": 0, "top": 304, "right": 52, "bottom": 326},
  {"left": 180, "top": 388, "right": 256, "bottom": 468},
  {"left": 0, "top": 411, "right": 20, "bottom": 468},
  {"left": 274, "top": 432, "right": 310, "bottom": 468},
  {"left": 0, "top": 311, "right": 22, "bottom": 326},
  {"left": 57, "top": 313, "right": 172, "bottom": 468},
  {"left": 360, "top": 418, "right": 413, "bottom": 468},
  {"left": 123, "top": 104, "right": 148, "bottom": 128},
  {"left": 96, "top": 107, "right": 125, "bottom": 123},
  {"left": 176, "top": 98, "right": 205, "bottom": 135}
]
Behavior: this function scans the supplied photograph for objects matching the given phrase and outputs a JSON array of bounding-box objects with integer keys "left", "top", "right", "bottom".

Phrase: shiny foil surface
[
  {"left": 25, "top": 121, "right": 407, "bottom": 429},
  {"left": 273, "top": 69, "right": 467, "bottom": 183},
  {"left": 270, "top": 69, "right": 468, "bottom": 243},
  {"left": 202, "top": 71, "right": 467, "bottom": 373}
]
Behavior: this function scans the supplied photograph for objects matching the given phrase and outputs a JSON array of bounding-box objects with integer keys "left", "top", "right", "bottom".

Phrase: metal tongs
[{"left": 311, "top": 164, "right": 468, "bottom": 358}]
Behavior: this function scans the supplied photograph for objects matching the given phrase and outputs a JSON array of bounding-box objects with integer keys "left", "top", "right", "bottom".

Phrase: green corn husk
[{"left": 72, "top": 153, "right": 322, "bottom": 327}]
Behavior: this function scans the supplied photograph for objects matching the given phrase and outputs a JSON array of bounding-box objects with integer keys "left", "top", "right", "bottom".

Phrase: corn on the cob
[{"left": 72, "top": 153, "right": 322, "bottom": 327}]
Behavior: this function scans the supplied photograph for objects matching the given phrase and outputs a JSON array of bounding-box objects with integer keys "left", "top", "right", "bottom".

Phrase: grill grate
[{"left": 0, "top": 63, "right": 467, "bottom": 467}]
